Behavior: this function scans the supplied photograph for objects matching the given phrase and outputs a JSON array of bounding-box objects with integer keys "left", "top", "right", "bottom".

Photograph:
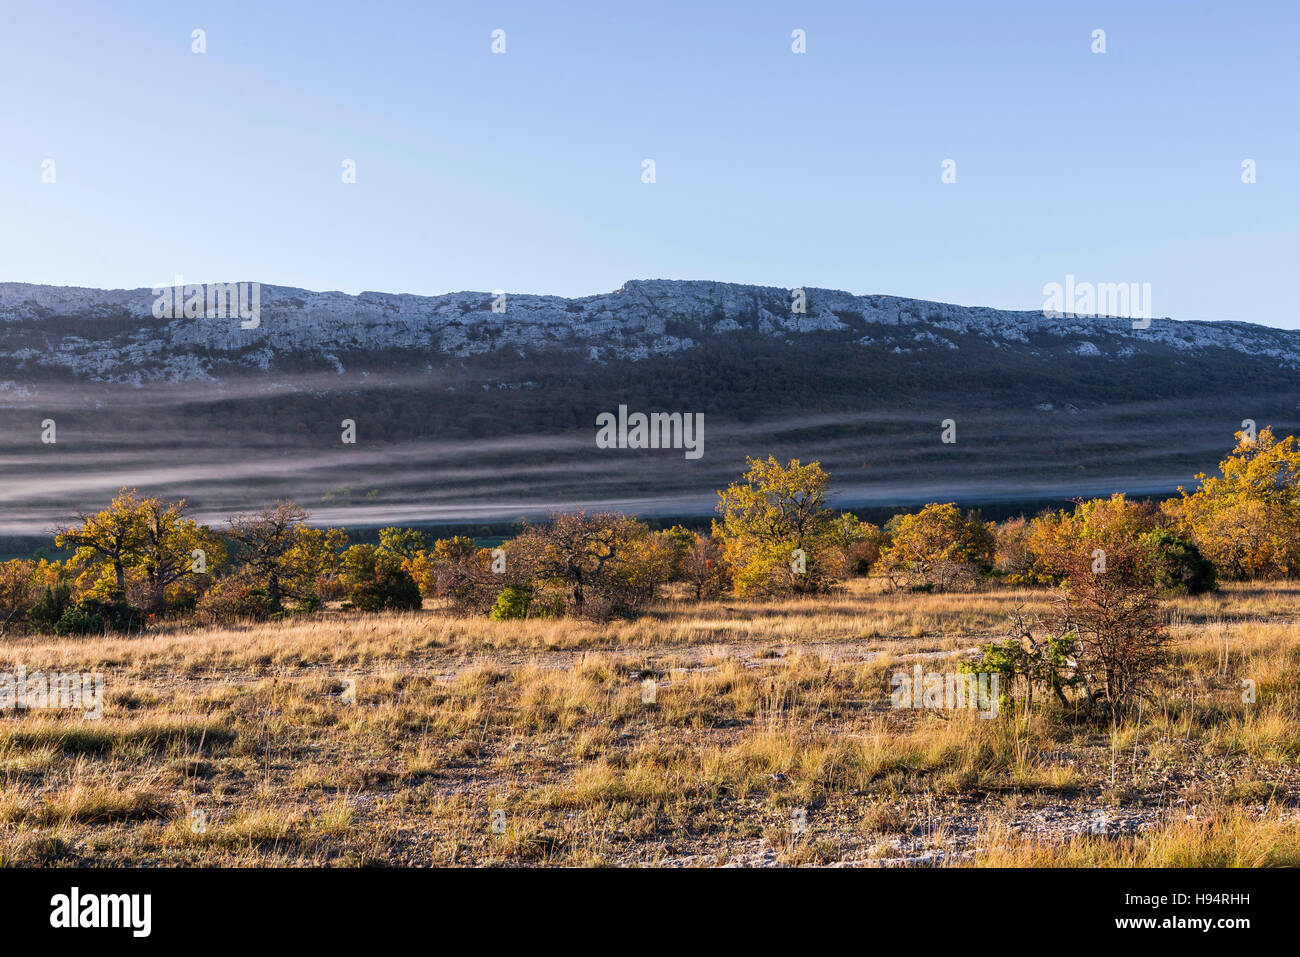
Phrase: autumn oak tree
[
  {"left": 137, "top": 496, "right": 227, "bottom": 612},
  {"left": 55, "top": 488, "right": 150, "bottom": 594},
  {"left": 877, "top": 502, "right": 994, "bottom": 591},
  {"left": 714, "top": 456, "right": 837, "bottom": 596},
  {"left": 225, "top": 502, "right": 346, "bottom": 608},
  {"left": 510, "top": 511, "right": 666, "bottom": 618},
  {"left": 1164, "top": 427, "right": 1300, "bottom": 579}
]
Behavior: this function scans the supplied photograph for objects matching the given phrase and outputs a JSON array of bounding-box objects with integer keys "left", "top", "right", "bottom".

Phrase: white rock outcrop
[{"left": 1, "top": 278, "right": 1295, "bottom": 384}]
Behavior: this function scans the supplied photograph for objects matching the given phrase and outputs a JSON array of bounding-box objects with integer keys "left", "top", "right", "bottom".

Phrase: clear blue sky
[{"left": 3, "top": 0, "right": 1297, "bottom": 325}]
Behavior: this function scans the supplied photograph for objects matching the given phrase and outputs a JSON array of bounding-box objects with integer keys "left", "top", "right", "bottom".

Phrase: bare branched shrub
[{"left": 1048, "top": 541, "right": 1170, "bottom": 714}]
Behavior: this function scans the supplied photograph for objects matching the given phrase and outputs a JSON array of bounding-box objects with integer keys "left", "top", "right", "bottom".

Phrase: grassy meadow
[{"left": 0, "top": 579, "right": 1297, "bottom": 868}]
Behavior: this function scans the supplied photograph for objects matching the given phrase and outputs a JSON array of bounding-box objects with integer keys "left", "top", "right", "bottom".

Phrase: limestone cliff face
[{"left": 2, "top": 278, "right": 1296, "bottom": 389}]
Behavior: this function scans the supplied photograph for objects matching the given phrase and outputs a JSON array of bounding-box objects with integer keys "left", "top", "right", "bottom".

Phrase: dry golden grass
[
  {"left": 971, "top": 806, "right": 1300, "bottom": 867},
  {"left": 0, "top": 579, "right": 1295, "bottom": 866}
]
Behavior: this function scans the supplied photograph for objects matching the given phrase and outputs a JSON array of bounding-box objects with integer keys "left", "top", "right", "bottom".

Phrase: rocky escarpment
[{"left": 2, "top": 278, "right": 1298, "bottom": 389}]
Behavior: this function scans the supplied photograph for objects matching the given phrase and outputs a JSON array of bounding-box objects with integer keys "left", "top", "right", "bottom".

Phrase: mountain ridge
[{"left": 3, "top": 278, "right": 1299, "bottom": 388}]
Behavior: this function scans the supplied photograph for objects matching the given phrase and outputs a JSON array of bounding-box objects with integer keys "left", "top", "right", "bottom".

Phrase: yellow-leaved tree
[
  {"left": 0, "top": 558, "right": 62, "bottom": 634},
  {"left": 55, "top": 488, "right": 150, "bottom": 595},
  {"left": 137, "top": 495, "right": 227, "bottom": 612},
  {"left": 56, "top": 488, "right": 226, "bottom": 613},
  {"left": 875, "top": 502, "right": 994, "bottom": 591},
  {"left": 1163, "top": 427, "right": 1300, "bottom": 579},
  {"left": 713, "top": 456, "right": 837, "bottom": 596},
  {"left": 1027, "top": 494, "right": 1159, "bottom": 582}
]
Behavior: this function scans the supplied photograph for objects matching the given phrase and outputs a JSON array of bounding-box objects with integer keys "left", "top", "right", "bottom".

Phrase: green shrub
[
  {"left": 489, "top": 586, "right": 533, "bottom": 620},
  {"left": 964, "top": 630, "right": 1081, "bottom": 713},
  {"left": 28, "top": 585, "right": 72, "bottom": 632},
  {"left": 1144, "top": 530, "right": 1217, "bottom": 595},
  {"left": 54, "top": 595, "right": 143, "bottom": 636},
  {"left": 347, "top": 568, "right": 422, "bottom": 612}
]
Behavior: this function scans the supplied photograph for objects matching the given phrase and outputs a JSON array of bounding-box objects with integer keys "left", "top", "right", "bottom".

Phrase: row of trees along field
[{"left": 1, "top": 429, "right": 1296, "bottom": 712}]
